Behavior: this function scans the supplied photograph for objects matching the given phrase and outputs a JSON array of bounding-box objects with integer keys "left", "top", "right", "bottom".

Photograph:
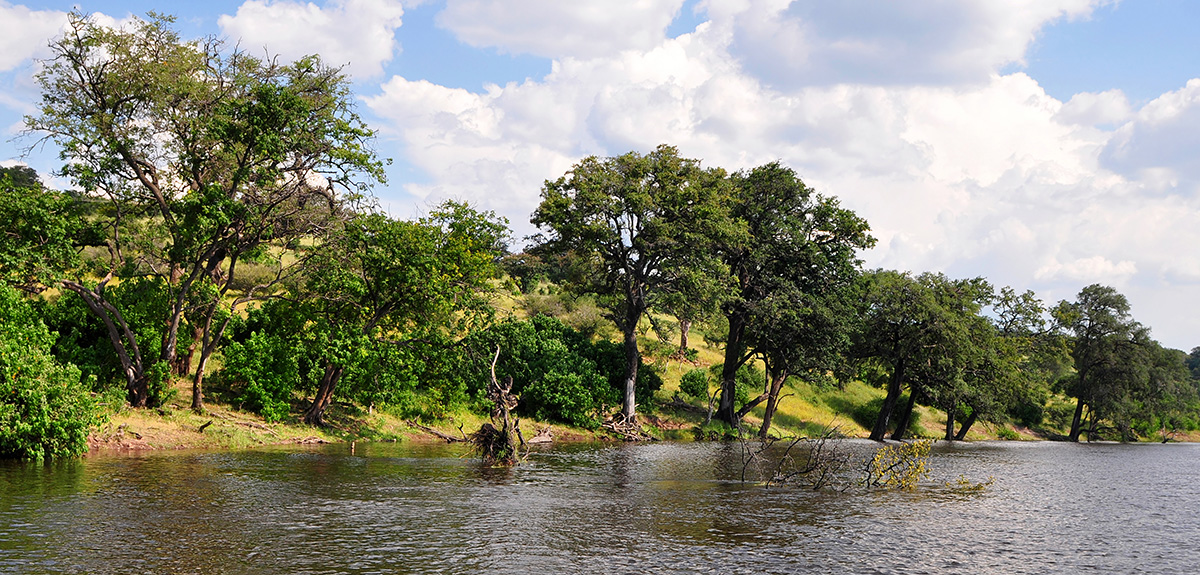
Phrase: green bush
[
  {"left": 0, "top": 283, "right": 102, "bottom": 459},
  {"left": 996, "top": 427, "right": 1020, "bottom": 440},
  {"left": 224, "top": 332, "right": 299, "bottom": 422},
  {"left": 463, "top": 316, "right": 662, "bottom": 428},
  {"left": 679, "top": 368, "right": 710, "bottom": 399}
]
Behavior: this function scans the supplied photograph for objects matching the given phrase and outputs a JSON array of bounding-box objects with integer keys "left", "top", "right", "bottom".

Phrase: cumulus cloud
[
  {"left": 722, "top": 0, "right": 1105, "bottom": 88},
  {"left": 1100, "top": 79, "right": 1200, "bottom": 184},
  {"left": 1056, "top": 89, "right": 1132, "bottom": 126},
  {"left": 363, "top": 0, "right": 1199, "bottom": 347},
  {"left": 0, "top": 2, "right": 67, "bottom": 72},
  {"left": 218, "top": 0, "right": 404, "bottom": 77},
  {"left": 435, "top": 0, "right": 685, "bottom": 59}
]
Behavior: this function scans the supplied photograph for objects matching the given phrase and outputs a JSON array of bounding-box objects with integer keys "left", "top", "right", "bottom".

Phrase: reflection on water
[{"left": 2, "top": 440, "right": 1198, "bottom": 574}]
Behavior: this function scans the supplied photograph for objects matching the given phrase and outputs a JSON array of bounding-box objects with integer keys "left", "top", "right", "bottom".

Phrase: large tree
[
  {"left": 714, "top": 162, "right": 874, "bottom": 431},
  {"left": 1053, "top": 284, "right": 1149, "bottom": 441},
  {"left": 852, "top": 271, "right": 990, "bottom": 441},
  {"left": 530, "top": 145, "right": 732, "bottom": 422},
  {"left": 26, "top": 12, "right": 383, "bottom": 408},
  {"left": 299, "top": 202, "right": 507, "bottom": 425}
]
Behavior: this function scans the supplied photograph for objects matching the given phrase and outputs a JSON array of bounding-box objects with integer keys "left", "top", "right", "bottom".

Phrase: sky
[{"left": 1, "top": 0, "right": 1197, "bottom": 350}]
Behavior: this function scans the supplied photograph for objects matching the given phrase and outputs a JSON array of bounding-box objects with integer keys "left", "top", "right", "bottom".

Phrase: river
[{"left": 2, "top": 440, "right": 1198, "bottom": 574}]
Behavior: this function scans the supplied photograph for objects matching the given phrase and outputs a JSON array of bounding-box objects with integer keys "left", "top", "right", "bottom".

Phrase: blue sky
[{"left": 1, "top": 0, "right": 1198, "bottom": 350}]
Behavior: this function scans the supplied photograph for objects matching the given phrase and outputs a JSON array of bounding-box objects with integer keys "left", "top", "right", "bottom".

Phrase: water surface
[{"left": 2, "top": 440, "right": 1197, "bottom": 574}]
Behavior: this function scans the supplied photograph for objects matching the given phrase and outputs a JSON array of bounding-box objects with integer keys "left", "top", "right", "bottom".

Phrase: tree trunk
[
  {"left": 190, "top": 306, "right": 236, "bottom": 412},
  {"left": 61, "top": 279, "right": 150, "bottom": 407},
  {"left": 717, "top": 312, "right": 748, "bottom": 426},
  {"left": 621, "top": 325, "right": 640, "bottom": 422},
  {"left": 304, "top": 363, "right": 344, "bottom": 426},
  {"left": 173, "top": 324, "right": 202, "bottom": 376},
  {"left": 944, "top": 407, "right": 956, "bottom": 441},
  {"left": 870, "top": 359, "right": 904, "bottom": 441},
  {"left": 954, "top": 410, "right": 977, "bottom": 441},
  {"left": 890, "top": 390, "right": 918, "bottom": 441},
  {"left": 758, "top": 371, "right": 788, "bottom": 440},
  {"left": 678, "top": 319, "right": 691, "bottom": 354},
  {"left": 1068, "top": 397, "right": 1086, "bottom": 442}
]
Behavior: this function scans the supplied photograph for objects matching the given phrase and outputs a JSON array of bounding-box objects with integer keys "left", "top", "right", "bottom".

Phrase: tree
[
  {"left": 26, "top": 12, "right": 383, "bottom": 409},
  {"left": 299, "top": 202, "right": 507, "bottom": 425},
  {"left": 712, "top": 162, "right": 873, "bottom": 433},
  {"left": 530, "top": 145, "right": 732, "bottom": 422},
  {"left": 0, "top": 170, "right": 97, "bottom": 291},
  {"left": 1186, "top": 347, "right": 1200, "bottom": 381},
  {"left": 1053, "top": 284, "right": 1149, "bottom": 441},
  {"left": 851, "top": 271, "right": 990, "bottom": 441},
  {"left": 950, "top": 287, "right": 1065, "bottom": 439}
]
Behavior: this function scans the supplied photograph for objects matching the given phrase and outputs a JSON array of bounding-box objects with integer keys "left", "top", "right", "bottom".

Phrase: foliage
[
  {"left": 0, "top": 173, "right": 97, "bottom": 290},
  {"left": 462, "top": 316, "right": 661, "bottom": 428},
  {"left": 0, "top": 284, "right": 102, "bottom": 459},
  {"left": 223, "top": 329, "right": 301, "bottom": 422},
  {"left": 531, "top": 144, "right": 732, "bottom": 420},
  {"left": 996, "top": 428, "right": 1020, "bottom": 440},
  {"left": 679, "top": 368, "right": 710, "bottom": 399},
  {"left": 26, "top": 11, "right": 384, "bottom": 408},
  {"left": 861, "top": 439, "right": 932, "bottom": 490}
]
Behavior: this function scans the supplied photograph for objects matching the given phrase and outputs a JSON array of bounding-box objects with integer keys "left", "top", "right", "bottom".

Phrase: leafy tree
[
  {"left": 26, "top": 12, "right": 383, "bottom": 409},
  {"left": 0, "top": 165, "right": 40, "bottom": 188},
  {"left": 531, "top": 145, "right": 732, "bottom": 422},
  {"left": 1053, "top": 284, "right": 1150, "bottom": 441},
  {"left": 1186, "top": 347, "right": 1200, "bottom": 381},
  {"left": 299, "top": 202, "right": 507, "bottom": 425},
  {"left": 715, "top": 162, "right": 874, "bottom": 433},
  {"left": 907, "top": 276, "right": 993, "bottom": 441},
  {"left": 0, "top": 170, "right": 97, "bottom": 291},
  {"left": 951, "top": 287, "right": 1065, "bottom": 439},
  {"left": 0, "top": 283, "right": 102, "bottom": 459},
  {"left": 852, "top": 271, "right": 990, "bottom": 441}
]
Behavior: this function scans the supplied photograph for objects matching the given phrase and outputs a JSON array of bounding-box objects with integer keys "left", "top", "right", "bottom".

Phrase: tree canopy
[
  {"left": 531, "top": 144, "right": 732, "bottom": 422},
  {"left": 25, "top": 12, "right": 384, "bottom": 408}
]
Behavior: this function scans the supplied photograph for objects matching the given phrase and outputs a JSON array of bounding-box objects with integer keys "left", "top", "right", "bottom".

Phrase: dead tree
[{"left": 471, "top": 346, "right": 523, "bottom": 465}]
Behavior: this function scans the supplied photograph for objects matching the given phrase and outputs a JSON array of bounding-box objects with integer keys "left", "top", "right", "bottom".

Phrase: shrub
[
  {"left": 996, "top": 427, "right": 1020, "bottom": 440},
  {"left": 679, "top": 368, "right": 710, "bottom": 399},
  {"left": 862, "top": 439, "right": 931, "bottom": 490},
  {"left": 462, "top": 316, "right": 662, "bottom": 428},
  {"left": 0, "top": 283, "right": 102, "bottom": 459},
  {"left": 224, "top": 332, "right": 299, "bottom": 422}
]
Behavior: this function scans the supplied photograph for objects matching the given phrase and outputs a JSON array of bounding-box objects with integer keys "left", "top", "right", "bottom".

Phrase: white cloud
[
  {"left": 362, "top": 0, "right": 1200, "bottom": 348},
  {"left": 218, "top": 0, "right": 404, "bottom": 77},
  {"left": 1101, "top": 78, "right": 1200, "bottom": 184},
  {"left": 0, "top": 2, "right": 67, "bottom": 72},
  {"left": 1056, "top": 89, "right": 1132, "bottom": 126},
  {"left": 721, "top": 0, "right": 1105, "bottom": 88},
  {"left": 436, "top": 0, "right": 685, "bottom": 59},
  {"left": 1035, "top": 255, "right": 1137, "bottom": 283}
]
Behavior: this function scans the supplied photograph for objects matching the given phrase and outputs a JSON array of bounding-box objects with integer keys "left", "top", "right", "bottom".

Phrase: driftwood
[
  {"left": 406, "top": 419, "right": 468, "bottom": 443},
  {"left": 602, "top": 412, "right": 656, "bottom": 441},
  {"left": 209, "top": 411, "right": 279, "bottom": 437},
  {"left": 526, "top": 426, "right": 553, "bottom": 444},
  {"left": 664, "top": 395, "right": 707, "bottom": 414},
  {"left": 471, "top": 346, "right": 523, "bottom": 464}
]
